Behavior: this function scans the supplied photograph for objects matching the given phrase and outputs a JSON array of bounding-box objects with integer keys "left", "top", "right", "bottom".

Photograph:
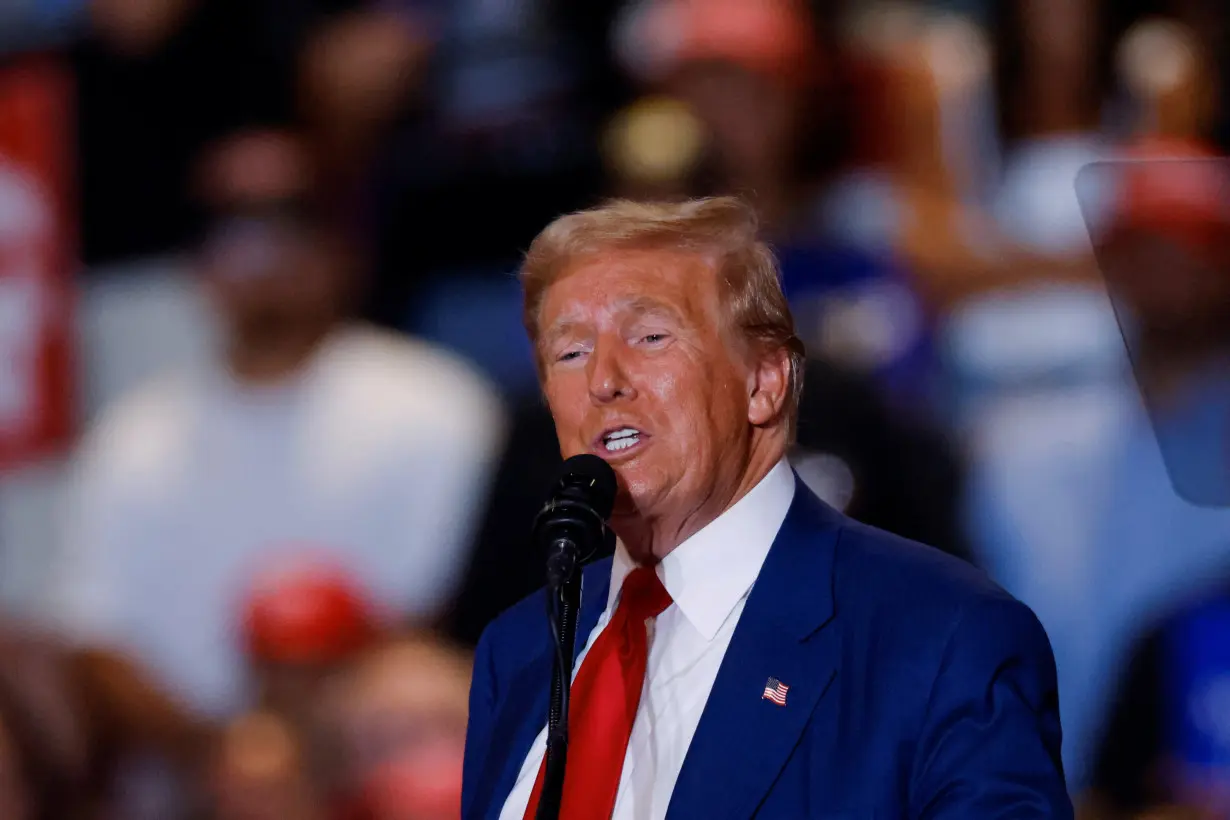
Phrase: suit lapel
[
  {"left": 667, "top": 482, "right": 844, "bottom": 819},
  {"left": 472, "top": 558, "right": 613, "bottom": 819}
]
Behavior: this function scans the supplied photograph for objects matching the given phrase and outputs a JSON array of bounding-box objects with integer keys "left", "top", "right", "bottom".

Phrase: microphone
[
  {"left": 534, "top": 455, "right": 617, "bottom": 820},
  {"left": 535, "top": 454, "right": 617, "bottom": 589}
]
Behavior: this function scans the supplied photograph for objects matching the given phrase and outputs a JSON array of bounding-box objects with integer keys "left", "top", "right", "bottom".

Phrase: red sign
[{"left": 0, "top": 57, "right": 75, "bottom": 471}]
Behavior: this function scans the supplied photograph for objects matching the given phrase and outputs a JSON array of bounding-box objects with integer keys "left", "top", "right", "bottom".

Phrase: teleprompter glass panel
[{"left": 1076, "top": 155, "right": 1230, "bottom": 508}]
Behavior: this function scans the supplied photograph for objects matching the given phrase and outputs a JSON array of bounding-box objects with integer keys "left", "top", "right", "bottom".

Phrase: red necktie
[{"left": 523, "top": 566, "right": 673, "bottom": 820}]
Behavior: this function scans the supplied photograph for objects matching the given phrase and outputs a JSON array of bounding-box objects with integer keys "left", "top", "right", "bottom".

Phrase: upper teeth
[{"left": 604, "top": 428, "right": 640, "bottom": 451}]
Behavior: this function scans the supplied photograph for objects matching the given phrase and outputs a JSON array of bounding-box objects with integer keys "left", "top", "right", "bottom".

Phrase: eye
[
  {"left": 641, "top": 333, "right": 669, "bottom": 345},
  {"left": 555, "top": 348, "right": 587, "bottom": 363}
]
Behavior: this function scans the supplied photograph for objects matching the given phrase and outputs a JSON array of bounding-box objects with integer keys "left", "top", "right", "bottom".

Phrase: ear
[{"left": 747, "top": 345, "right": 791, "bottom": 427}]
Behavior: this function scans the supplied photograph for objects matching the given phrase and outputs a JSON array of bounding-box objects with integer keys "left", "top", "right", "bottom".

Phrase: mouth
[{"left": 594, "top": 426, "right": 649, "bottom": 459}]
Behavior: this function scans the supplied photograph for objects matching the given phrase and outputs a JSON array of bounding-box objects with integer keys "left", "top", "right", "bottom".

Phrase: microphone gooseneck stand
[
  {"left": 536, "top": 544, "right": 581, "bottom": 820},
  {"left": 531, "top": 454, "right": 615, "bottom": 820}
]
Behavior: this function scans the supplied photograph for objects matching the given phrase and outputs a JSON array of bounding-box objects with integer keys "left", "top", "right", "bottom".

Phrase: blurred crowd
[{"left": 0, "top": 0, "right": 1228, "bottom": 817}]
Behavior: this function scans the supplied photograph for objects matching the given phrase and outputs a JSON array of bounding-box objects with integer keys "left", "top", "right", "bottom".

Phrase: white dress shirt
[{"left": 499, "top": 458, "right": 796, "bottom": 820}]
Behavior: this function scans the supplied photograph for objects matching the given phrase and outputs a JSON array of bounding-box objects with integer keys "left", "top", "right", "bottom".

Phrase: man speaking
[{"left": 462, "top": 198, "right": 1071, "bottom": 818}]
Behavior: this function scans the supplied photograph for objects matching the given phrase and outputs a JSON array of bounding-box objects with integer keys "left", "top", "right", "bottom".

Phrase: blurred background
[{"left": 0, "top": 0, "right": 1228, "bottom": 816}]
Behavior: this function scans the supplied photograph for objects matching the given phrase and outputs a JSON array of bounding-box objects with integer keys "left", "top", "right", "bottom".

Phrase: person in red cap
[
  {"left": 614, "top": 0, "right": 828, "bottom": 233},
  {"left": 239, "top": 559, "right": 385, "bottom": 792},
  {"left": 1065, "top": 142, "right": 1230, "bottom": 818},
  {"left": 1078, "top": 147, "right": 1230, "bottom": 820},
  {"left": 1095, "top": 138, "right": 1230, "bottom": 410},
  {"left": 206, "top": 561, "right": 388, "bottom": 820}
]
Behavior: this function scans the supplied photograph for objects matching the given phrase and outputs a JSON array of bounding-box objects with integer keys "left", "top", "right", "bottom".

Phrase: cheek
[
  {"left": 544, "top": 379, "right": 589, "bottom": 441},
  {"left": 648, "top": 361, "right": 722, "bottom": 436},
  {"left": 706, "top": 363, "right": 754, "bottom": 429},
  {"left": 642, "top": 365, "right": 680, "bottom": 401}
]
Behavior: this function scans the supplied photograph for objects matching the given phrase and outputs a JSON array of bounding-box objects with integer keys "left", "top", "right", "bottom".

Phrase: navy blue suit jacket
[{"left": 462, "top": 478, "right": 1071, "bottom": 818}]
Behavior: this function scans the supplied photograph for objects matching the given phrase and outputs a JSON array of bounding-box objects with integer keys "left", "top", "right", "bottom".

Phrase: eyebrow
[
  {"left": 541, "top": 296, "right": 685, "bottom": 347},
  {"left": 541, "top": 320, "right": 583, "bottom": 350}
]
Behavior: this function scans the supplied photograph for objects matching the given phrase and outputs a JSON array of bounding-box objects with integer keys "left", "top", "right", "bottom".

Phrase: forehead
[{"left": 540, "top": 248, "right": 720, "bottom": 326}]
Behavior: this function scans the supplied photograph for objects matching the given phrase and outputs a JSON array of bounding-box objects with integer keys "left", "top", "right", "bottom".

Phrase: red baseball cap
[
  {"left": 616, "top": 0, "right": 822, "bottom": 89},
  {"left": 241, "top": 560, "right": 379, "bottom": 664},
  {"left": 1104, "top": 136, "right": 1230, "bottom": 251}
]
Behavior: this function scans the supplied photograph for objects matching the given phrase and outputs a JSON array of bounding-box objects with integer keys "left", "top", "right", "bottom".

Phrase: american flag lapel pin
[{"left": 762, "top": 676, "right": 790, "bottom": 706}]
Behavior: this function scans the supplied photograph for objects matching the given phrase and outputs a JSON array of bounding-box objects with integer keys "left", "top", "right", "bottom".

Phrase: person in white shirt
[
  {"left": 51, "top": 127, "right": 505, "bottom": 727},
  {"left": 462, "top": 196, "right": 1069, "bottom": 819}
]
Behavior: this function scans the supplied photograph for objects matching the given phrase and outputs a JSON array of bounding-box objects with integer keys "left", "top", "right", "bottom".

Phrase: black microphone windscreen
[{"left": 557, "top": 454, "right": 618, "bottom": 520}]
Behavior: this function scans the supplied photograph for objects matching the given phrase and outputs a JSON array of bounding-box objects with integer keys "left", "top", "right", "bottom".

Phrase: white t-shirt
[{"left": 52, "top": 326, "right": 506, "bottom": 717}]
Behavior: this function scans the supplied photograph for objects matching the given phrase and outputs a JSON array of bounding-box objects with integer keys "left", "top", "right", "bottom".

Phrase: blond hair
[{"left": 521, "top": 196, "right": 805, "bottom": 436}]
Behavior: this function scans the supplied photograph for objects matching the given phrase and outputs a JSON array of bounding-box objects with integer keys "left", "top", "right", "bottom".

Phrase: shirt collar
[{"left": 607, "top": 457, "right": 796, "bottom": 641}]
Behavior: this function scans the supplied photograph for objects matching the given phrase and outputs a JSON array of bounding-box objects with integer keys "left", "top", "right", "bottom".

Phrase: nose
[{"left": 586, "top": 340, "right": 636, "bottom": 404}]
